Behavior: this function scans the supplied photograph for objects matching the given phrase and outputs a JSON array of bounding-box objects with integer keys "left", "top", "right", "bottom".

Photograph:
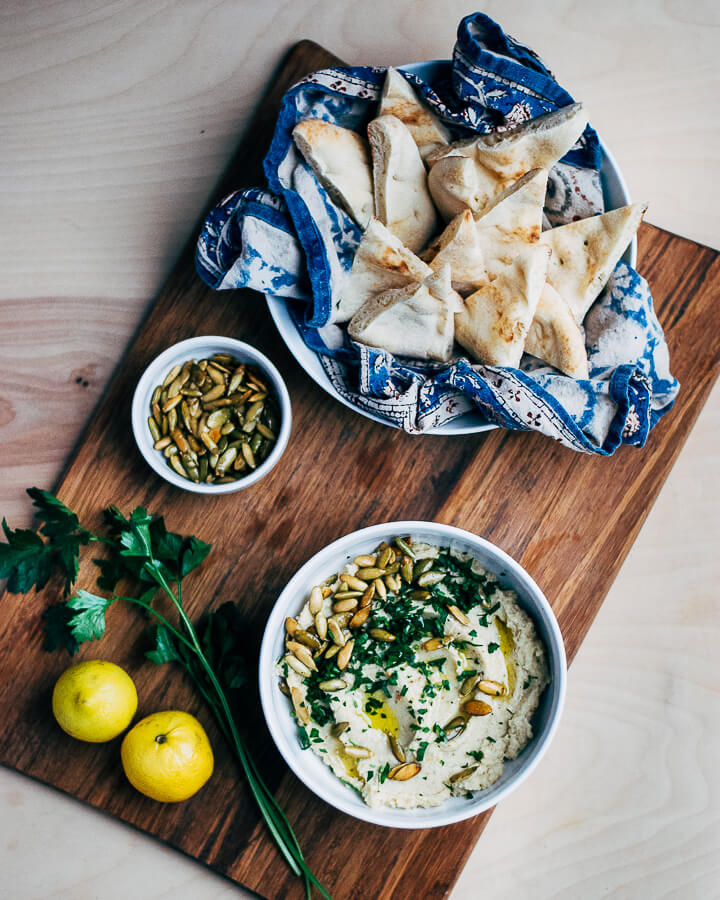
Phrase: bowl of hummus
[{"left": 259, "top": 522, "right": 566, "bottom": 828}]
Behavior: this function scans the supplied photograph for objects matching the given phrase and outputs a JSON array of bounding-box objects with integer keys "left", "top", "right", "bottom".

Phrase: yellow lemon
[
  {"left": 52, "top": 660, "right": 138, "bottom": 743},
  {"left": 121, "top": 710, "right": 214, "bottom": 802}
]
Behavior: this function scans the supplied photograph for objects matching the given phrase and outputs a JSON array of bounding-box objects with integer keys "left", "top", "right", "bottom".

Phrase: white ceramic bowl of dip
[
  {"left": 259, "top": 521, "right": 567, "bottom": 828},
  {"left": 131, "top": 335, "right": 292, "bottom": 493}
]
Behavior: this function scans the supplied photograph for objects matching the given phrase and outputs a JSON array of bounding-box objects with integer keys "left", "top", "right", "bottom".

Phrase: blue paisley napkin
[{"left": 195, "top": 12, "right": 678, "bottom": 454}]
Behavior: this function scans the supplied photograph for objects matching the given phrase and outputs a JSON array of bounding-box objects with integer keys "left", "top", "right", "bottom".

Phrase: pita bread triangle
[
  {"left": 539, "top": 202, "right": 647, "bottom": 323},
  {"left": 368, "top": 114, "right": 437, "bottom": 253},
  {"left": 292, "top": 118, "right": 374, "bottom": 227},
  {"left": 475, "top": 168, "right": 548, "bottom": 246},
  {"left": 379, "top": 67, "right": 451, "bottom": 160},
  {"left": 336, "top": 217, "right": 432, "bottom": 323},
  {"left": 455, "top": 242, "right": 550, "bottom": 367},
  {"left": 348, "top": 264, "right": 461, "bottom": 362},
  {"left": 427, "top": 102, "right": 587, "bottom": 220},
  {"left": 524, "top": 284, "right": 589, "bottom": 378},
  {"left": 423, "top": 209, "right": 486, "bottom": 296}
]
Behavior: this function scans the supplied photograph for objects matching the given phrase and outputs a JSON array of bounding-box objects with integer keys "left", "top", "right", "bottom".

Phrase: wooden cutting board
[{"left": 1, "top": 39, "right": 718, "bottom": 900}]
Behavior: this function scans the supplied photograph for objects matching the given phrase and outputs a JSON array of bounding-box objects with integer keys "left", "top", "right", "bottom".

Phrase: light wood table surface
[{"left": 1, "top": 2, "right": 718, "bottom": 898}]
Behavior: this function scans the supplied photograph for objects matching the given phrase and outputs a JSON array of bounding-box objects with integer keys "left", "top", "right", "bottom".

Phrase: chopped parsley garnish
[
  {"left": 467, "top": 750, "right": 484, "bottom": 762},
  {"left": 417, "top": 741, "right": 429, "bottom": 761},
  {"left": 488, "top": 642, "right": 500, "bottom": 653}
]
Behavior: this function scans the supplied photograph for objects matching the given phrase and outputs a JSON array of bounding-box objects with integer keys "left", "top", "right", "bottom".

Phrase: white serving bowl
[
  {"left": 131, "top": 336, "right": 291, "bottom": 493},
  {"left": 266, "top": 59, "right": 634, "bottom": 436},
  {"left": 259, "top": 521, "right": 567, "bottom": 828}
]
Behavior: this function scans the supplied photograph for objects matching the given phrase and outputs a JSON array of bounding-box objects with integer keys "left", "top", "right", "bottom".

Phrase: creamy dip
[{"left": 278, "top": 539, "right": 549, "bottom": 809}]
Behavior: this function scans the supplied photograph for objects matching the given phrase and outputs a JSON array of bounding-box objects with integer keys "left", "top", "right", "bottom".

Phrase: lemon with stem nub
[
  {"left": 52, "top": 660, "right": 138, "bottom": 743},
  {"left": 121, "top": 710, "right": 214, "bottom": 802}
]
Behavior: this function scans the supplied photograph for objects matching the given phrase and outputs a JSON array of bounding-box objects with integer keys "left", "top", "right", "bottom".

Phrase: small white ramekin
[
  {"left": 259, "top": 521, "right": 567, "bottom": 828},
  {"left": 131, "top": 336, "right": 291, "bottom": 494}
]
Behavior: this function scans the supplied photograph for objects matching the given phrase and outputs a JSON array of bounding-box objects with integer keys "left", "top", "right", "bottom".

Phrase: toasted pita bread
[
  {"left": 336, "top": 218, "right": 432, "bottom": 323},
  {"left": 539, "top": 202, "right": 647, "bottom": 323},
  {"left": 368, "top": 114, "right": 437, "bottom": 253},
  {"left": 525, "top": 284, "right": 589, "bottom": 378},
  {"left": 379, "top": 67, "right": 451, "bottom": 160},
  {"left": 475, "top": 168, "right": 548, "bottom": 245},
  {"left": 455, "top": 243, "right": 550, "bottom": 367},
  {"left": 427, "top": 102, "right": 587, "bottom": 220},
  {"left": 424, "top": 210, "right": 485, "bottom": 296},
  {"left": 348, "top": 265, "right": 460, "bottom": 361},
  {"left": 292, "top": 119, "right": 374, "bottom": 227}
]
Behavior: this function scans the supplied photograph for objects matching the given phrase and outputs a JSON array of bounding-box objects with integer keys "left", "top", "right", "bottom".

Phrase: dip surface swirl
[{"left": 278, "top": 538, "right": 550, "bottom": 809}]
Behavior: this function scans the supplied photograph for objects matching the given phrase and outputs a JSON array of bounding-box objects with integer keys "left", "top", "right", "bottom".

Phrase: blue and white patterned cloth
[{"left": 196, "top": 12, "right": 678, "bottom": 454}]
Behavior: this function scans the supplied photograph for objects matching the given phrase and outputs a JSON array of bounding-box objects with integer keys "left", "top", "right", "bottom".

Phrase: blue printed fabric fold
[{"left": 195, "top": 12, "right": 678, "bottom": 453}]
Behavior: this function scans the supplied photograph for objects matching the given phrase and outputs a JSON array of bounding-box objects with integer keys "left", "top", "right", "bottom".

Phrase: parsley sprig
[{"left": 1, "top": 489, "right": 330, "bottom": 900}]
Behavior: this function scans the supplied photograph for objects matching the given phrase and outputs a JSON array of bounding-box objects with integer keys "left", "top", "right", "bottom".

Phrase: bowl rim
[
  {"left": 258, "top": 520, "right": 567, "bottom": 828},
  {"left": 131, "top": 335, "right": 292, "bottom": 494},
  {"left": 265, "top": 58, "right": 634, "bottom": 437}
]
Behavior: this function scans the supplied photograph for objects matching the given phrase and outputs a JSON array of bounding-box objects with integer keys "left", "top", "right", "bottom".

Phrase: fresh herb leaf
[
  {"left": 66, "top": 590, "right": 114, "bottom": 643},
  {"left": 467, "top": 750, "right": 484, "bottom": 762},
  {"left": 488, "top": 642, "right": 499, "bottom": 653},
  {"left": 0, "top": 489, "right": 92, "bottom": 594},
  {"left": 0, "top": 521, "right": 53, "bottom": 593},
  {"left": 146, "top": 623, "right": 182, "bottom": 665}
]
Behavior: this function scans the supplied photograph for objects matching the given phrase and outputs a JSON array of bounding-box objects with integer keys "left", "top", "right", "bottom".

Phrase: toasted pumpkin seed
[
  {"left": 285, "top": 617, "right": 298, "bottom": 636},
  {"left": 422, "top": 636, "right": 450, "bottom": 652},
  {"left": 241, "top": 442, "right": 256, "bottom": 469},
  {"left": 447, "top": 604, "right": 471, "bottom": 626},
  {"left": 215, "top": 446, "right": 237, "bottom": 477},
  {"left": 373, "top": 578, "right": 387, "bottom": 601},
  {"left": 169, "top": 455, "right": 188, "bottom": 479},
  {"left": 162, "top": 393, "right": 182, "bottom": 413},
  {"left": 333, "top": 597, "right": 358, "bottom": 613},
  {"left": 314, "top": 611, "right": 327, "bottom": 640},
  {"left": 148, "top": 417, "right": 161, "bottom": 442},
  {"left": 460, "top": 674, "right": 480, "bottom": 697},
  {"left": 377, "top": 546, "right": 393, "bottom": 569},
  {"left": 337, "top": 639, "right": 354, "bottom": 670},
  {"left": 348, "top": 606, "right": 371, "bottom": 630},
  {"left": 290, "top": 687, "right": 309, "bottom": 725},
  {"left": 319, "top": 678, "right": 347, "bottom": 692},
  {"left": 464, "top": 699, "right": 492, "bottom": 716},
  {"left": 154, "top": 436, "right": 171, "bottom": 451},
  {"left": 359, "top": 585, "right": 375, "bottom": 608},
  {"left": 412, "top": 557, "right": 433, "bottom": 579},
  {"left": 308, "top": 586, "right": 323, "bottom": 614},
  {"left": 294, "top": 629, "right": 322, "bottom": 651},
  {"left": 278, "top": 679, "right": 290, "bottom": 696},
  {"left": 285, "top": 654, "right": 312, "bottom": 678},
  {"left": 340, "top": 574, "right": 369, "bottom": 592},
  {"left": 344, "top": 745, "right": 372, "bottom": 759},
  {"left": 369, "top": 627, "right": 395, "bottom": 642},
  {"left": 394, "top": 537, "right": 415, "bottom": 559},
  {"left": 417, "top": 571, "right": 445, "bottom": 587},
  {"left": 477, "top": 680, "right": 505, "bottom": 697},
  {"left": 201, "top": 383, "right": 225, "bottom": 403},
  {"left": 333, "top": 611, "right": 353, "bottom": 628},
  {"left": 256, "top": 422, "right": 275, "bottom": 440},
  {"left": 443, "top": 714, "right": 468, "bottom": 740},
  {"left": 410, "top": 589, "right": 432, "bottom": 601},
  {"left": 400, "top": 556, "right": 414, "bottom": 583},
  {"left": 287, "top": 642, "right": 317, "bottom": 671},
  {"left": 325, "top": 644, "right": 340, "bottom": 660},
  {"left": 449, "top": 765, "right": 478, "bottom": 785},
  {"left": 327, "top": 618, "right": 346, "bottom": 646},
  {"left": 389, "top": 762, "right": 421, "bottom": 781},
  {"left": 355, "top": 567, "right": 385, "bottom": 580},
  {"left": 332, "top": 590, "right": 362, "bottom": 601},
  {"left": 389, "top": 735, "right": 406, "bottom": 763},
  {"left": 353, "top": 555, "right": 376, "bottom": 568},
  {"left": 162, "top": 364, "right": 182, "bottom": 387},
  {"left": 331, "top": 721, "right": 349, "bottom": 737}
]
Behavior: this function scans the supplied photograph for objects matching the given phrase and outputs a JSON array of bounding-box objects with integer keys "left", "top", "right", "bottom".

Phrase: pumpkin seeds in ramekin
[{"left": 148, "top": 354, "right": 280, "bottom": 485}]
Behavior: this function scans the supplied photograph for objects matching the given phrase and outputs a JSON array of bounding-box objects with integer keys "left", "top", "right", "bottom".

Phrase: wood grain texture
[{"left": 0, "top": 36, "right": 719, "bottom": 900}]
